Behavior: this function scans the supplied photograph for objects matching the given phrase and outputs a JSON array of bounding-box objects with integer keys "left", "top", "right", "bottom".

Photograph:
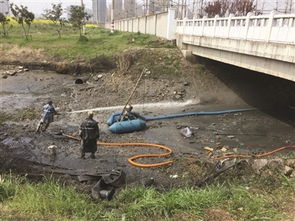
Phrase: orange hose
[
  {"left": 213, "top": 145, "right": 295, "bottom": 160},
  {"left": 63, "top": 134, "right": 173, "bottom": 168},
  {"left": 63, "top": 134, "right": 295, "bottom": 167}
]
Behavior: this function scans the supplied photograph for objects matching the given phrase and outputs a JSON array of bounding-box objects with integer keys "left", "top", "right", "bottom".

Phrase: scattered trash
[
  {"left": 180, "top": 127, "right": 193, "bottom": 137},
  {"left": 204, "top": 146, "right": 214, "bottom": 152},
  {"left": 47, "top": 145, "right": 57, "bottom": 150},
  {"left": 47, "top": 145, "right": 57, "bottom": 162},
  {"left": 169, "top": 174, "right": 178, "bottom": 179},
  {"left": 227, "top": 135, "right": 235, "bottom": 139},
  {"left": 284, "top": 166, "right": 293, "bottom": 177},
  {"left": 91, "top": 169, "right": 126, "bottom": 201},
  {"left": 75, "top": 78, "right": 84, "bottom": 84},
  {"left": 220, "top": 146, "right": 228, "bottom": 152},
  {"left": 144, "top": 177, "right": 155, "bottom": 187}
]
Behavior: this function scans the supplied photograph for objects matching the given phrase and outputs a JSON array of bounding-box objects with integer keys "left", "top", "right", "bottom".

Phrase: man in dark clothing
[{"left": 79, "top": 111, "right": 100, "bottom": 159}]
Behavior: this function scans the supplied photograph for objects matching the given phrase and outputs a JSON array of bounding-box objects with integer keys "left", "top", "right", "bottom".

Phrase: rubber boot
[{"left": 90, "top": 153, "right": 96, "bottom": 159}]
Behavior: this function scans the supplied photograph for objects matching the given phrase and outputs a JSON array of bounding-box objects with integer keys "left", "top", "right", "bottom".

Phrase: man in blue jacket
[{"left": 36, "top": 100, "right": 58, "bottom": 132}]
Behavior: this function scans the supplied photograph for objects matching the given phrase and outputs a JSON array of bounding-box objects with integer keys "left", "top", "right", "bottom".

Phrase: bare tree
[
  {"left": 68, "top": 5, "right": 90, "bottom": 37},
  {"left": 204, "top": 0, "right": 229, "bottom": 18},
  {"left": 203, "top": 0, "right": 257, "bottom": 18},
  {"left": 0, "top": 12, "right": 10, "bottom": 37},
  {"left": 43, "top": 3, "right": 65, "bottom": 38},
  {"left": 229, "top": 0, "right": 256, "bottom": 16},
  {"left": 10, "top": 4, "right": 35, "bottom": 40}
]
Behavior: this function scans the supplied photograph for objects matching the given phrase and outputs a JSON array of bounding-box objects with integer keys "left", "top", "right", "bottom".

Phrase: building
[
  {"left": 0, "top": 0, "right": 9, "bottom": 15},
  {"left": 92, "top": 0, "right": 107, "bottom": 24}
]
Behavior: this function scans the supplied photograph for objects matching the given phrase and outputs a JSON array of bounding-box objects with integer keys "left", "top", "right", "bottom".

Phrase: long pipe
[
  {"left": 108, "top": 108, "right": 254, "bottom": 125},
  {"left": 144, "top": 108, "right": 254, "bottom": 121}
]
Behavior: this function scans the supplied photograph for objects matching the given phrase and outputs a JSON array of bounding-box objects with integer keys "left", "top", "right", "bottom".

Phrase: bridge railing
[{"left": 176, "top": 12, "right": 295, "bottom": 44}]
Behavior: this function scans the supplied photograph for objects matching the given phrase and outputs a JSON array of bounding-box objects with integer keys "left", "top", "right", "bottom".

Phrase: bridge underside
[{"left": 177, "top": 35, "right": 295, "bottom": 82}]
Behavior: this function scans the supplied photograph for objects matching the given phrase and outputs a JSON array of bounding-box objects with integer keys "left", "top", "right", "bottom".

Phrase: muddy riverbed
[{"left": 1, "top": 54, "right": 295, "bottom": 191}]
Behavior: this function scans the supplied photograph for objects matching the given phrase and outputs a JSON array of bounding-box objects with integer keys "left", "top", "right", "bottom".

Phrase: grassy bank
[
  {"left": 0, "top": 174, "right": 294, "bottom": 221},
  {"left": 0, "top": 20, "right": 175, "bottom": 61}
]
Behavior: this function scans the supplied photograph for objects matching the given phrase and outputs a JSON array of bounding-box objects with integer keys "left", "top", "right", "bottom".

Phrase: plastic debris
[
  {"left": 169, "top": 174, "right": 178, "bottom": 179},
  {"left": 204, "top": 146, "right": 214, "bottom": 152},
  {"left": 221, "top": 147, "right": 228, "bottom": 152},
  {"left": 180, "top": 127, "right": 193, "bottom": 137}
]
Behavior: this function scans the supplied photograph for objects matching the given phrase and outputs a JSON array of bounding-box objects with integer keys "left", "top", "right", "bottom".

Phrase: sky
[
  {"left": 9, "top": 0, "right": 96, "bottom": 16},
  {"left": 8, "top": 0, "right": 295, "bottom": 17}
]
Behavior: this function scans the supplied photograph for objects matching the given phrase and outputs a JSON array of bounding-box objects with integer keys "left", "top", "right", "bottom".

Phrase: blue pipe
[
  {"left": 107, "top": 108, "right": 254, "bottom": 126},
  {"left": 144, "top": 108, "right": 254, "bottom": 121}
]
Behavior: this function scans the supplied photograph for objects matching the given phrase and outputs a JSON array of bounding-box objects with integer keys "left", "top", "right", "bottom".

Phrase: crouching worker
[
  {"left": 36, "top": 100, "right": 58, "bottom": 132},
  {"left": 122, "top": 104, "right": 145, "bottom": 121},
  {"left": 80, "top": 111, "right": 100, "bottom": 159}
]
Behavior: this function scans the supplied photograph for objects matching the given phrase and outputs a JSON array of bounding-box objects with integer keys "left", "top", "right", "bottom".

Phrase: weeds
[
  {"left": 0, "top": 173, "right": 293, "bottom": 221},
  {"left": 1, "top": 21, "right": 175, "bottom": 61},
  {"left": 0, "top": 112, "right": 12, "bottom": 124}
]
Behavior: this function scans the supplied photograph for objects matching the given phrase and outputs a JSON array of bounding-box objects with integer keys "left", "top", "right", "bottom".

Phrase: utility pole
[
  {"left": 111, "top": 0, "right": 114, "bottom": 33},
  {"left": 81, "top": 0, "right": 85, "bottom": 35},
  {"left": 146, "top": 0, "right": 149, "bottom": 15}
]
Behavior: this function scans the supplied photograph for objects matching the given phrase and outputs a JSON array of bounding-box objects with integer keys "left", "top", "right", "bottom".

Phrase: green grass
[
  {"left": 1, "top": 173, "right": 294, "bottom": 221},
  {"left": 0, "top": 21, "right": 175, "bottom": 61}
]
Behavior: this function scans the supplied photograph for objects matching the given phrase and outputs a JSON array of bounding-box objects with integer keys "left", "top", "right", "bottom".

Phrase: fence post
[
  {"left": 155, "top": 14, "right": 158, "bottom": 36},
  {"left": 145, "top": 16, "right": 147, "bottom": 34},
  {"left": 166, "top": 8, "right": 176, "bottom": 40},
  {"left": 244, "top": 12, "right": 252, "bottom": 40},
  {"left": 131, "top": 18, "right": 134, "bottom": 32},
  {"left": 266, "top": 11, "right": 275, "bottom": 42}
]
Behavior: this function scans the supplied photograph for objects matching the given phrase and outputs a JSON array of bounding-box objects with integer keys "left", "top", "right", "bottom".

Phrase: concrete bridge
[
  {"left": 176, "top": 12, "right": 295, "bottom": 82},
  {"left": 111, "top": 10, "right": 295, "bottom": 82}
]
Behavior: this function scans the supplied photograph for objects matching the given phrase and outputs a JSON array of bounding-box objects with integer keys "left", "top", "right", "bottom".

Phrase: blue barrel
[{"left": 108, "top": 119, "right": 146, "bottom": 134}]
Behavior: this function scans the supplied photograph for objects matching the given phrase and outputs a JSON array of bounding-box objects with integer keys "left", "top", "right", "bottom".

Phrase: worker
[
  {"left": 79, "top": 111, "right": 100, "bottom": 159},
  {"left": 122, "top": 104, "right": 144, "bottom": 121},
  {"left": 36, "top": 100, "right": 58, "bottom": 132}
]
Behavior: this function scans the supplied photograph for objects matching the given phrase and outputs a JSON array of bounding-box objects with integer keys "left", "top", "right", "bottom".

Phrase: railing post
[
  {"left": 183, "top": 17, "right": 187, "bottom": 35},
  {"left": 266, "top": 10, "right": 275, "bottom": 42},
  {"left": 213, "top": 15, "right": 219, "bottom": 37},
  {"left": 201, "top": 16, "right": 206, "bottom": 37},
  {"left": 227, "top": 14, "right": 233, "bottom": 38},
  {"left": 192, "top": 18, "right": 196, "bottom": 36},
  {"left": 244, "top": 12, "right": 252, "bottom": 40}
]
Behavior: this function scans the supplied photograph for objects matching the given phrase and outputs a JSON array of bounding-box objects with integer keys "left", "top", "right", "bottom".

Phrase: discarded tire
[
  {"left": 91, "top": 169, "right": 126, "bottom": 200},
  {"left": 102, "top": 169, "right": 126, "bottom": 188}
]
